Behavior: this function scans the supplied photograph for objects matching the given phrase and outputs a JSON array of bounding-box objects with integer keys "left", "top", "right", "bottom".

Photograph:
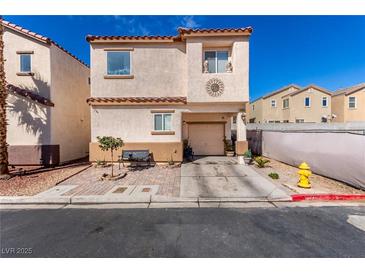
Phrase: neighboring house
[
  {"left": 249, "top": 84, "right": 301, "bottom": 123},
  {"left": 87, "top": 27, "right": 252, "bottom": 161},
  {"left": 249, "top": 84, "right": 332, "bottom": 123},
  {"left": 331, "top": 83, "right": 365, "bottom": 122},
  {"left": 3, "top": 20, "right": 90, "bottom": 165}
]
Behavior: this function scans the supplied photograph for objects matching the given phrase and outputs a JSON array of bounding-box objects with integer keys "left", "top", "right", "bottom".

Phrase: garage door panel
[{"left": 188, "top": 123, "right": 225, "bottom": 155}]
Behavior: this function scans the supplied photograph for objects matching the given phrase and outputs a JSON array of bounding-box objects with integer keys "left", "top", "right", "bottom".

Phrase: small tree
[{"left": 97, "top": 136, "right": 124, "bottom": 177}]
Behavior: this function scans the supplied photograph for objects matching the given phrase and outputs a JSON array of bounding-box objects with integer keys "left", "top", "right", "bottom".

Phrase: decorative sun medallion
[{"left": 206, "top": 78, "right": 224, "bottom": 97}]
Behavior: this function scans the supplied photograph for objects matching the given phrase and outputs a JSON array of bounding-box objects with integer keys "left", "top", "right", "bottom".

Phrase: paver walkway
[{"left": 38, "top": 164, "right": 181, "bottom": 197}]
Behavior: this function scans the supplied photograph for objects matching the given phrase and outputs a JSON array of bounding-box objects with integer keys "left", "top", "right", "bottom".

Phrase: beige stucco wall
[
  {"left": 262, "top": 87, "right": 299, "bottom": 122},
  {"left": 186, "top": 36, "right": 249, "bottom": 103},
  {"left": 331, "top": 94, "right": 345, "bottom": 122},
  {"left": 7, "top": 94, "right": 51, "bottom": 145},
  {"left": 4, "top": 27, "right": 52, "bottom": 146},
  {"left": 50, "top": 45, "right": 90, "bottom": 162},
  {"left": 344, "top": 89, "right": 365, "bottom": 122},
  {"left": 90, "top": 43, "right": 187, "bottom": 97},
  {"left": 249, "top": 99, "right": 263, "bottom": 123},
  {"left": 91, "top": 103, "right": 242, "bottom": 143},
  {"left": 289, "top": 88, "right": 331, "bottom": 123}
]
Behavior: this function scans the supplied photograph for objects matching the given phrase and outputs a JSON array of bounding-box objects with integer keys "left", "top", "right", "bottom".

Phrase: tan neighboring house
[
  {"left": 87, "top": 27, "right": 252, "bottom": 162},
  {"left": 331, "top": 83, "right": 365, "bottom": 122},
  {"left": 249, "top": 84, "right": 332, "bottom": 123},
  {"left": 3, "top": 20, "right": 90, "bottom": 165}
]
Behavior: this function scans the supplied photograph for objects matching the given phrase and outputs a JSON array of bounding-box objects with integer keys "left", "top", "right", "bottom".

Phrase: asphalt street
[{"left": 0, "top": 206, "right": 364, "bottom": 257}]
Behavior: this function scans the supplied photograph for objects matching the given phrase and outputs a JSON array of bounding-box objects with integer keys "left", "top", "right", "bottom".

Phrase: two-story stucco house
[
  {"left": 87, "top": 27, "right": 252, "bottom": 162},
  {"left": 331, "top": 83, "right": 365, "bottom": 122},
  {"left": 3, "top": 20, "right": 90, "bottom": 165},
  {"left": 249, "top": 84, "right": 332, "bottom": 123}
]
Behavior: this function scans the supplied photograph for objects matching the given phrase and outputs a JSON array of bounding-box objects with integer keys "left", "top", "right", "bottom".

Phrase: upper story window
[
  {"left": 304, "top": 97, "right": 311, "bottom": 107},
  {"left": 154, "top": 113, "right": 172, "bottom": 131},
  {"left": 271, "top": 99, "right": 277, "bottom": 108},
  {"left": 283, "top": 98, "right": 289, "bottom": 109},
  {"left": 204, "top": 51, "right": 229, "bottom": 73},
  {"left": 322, "top": 97, "right": 328, "bottom": 107},
  {"left": 20, "top": 54, "right": 31, "bottom": 73},
  {"left": 348, "top": 96, "right": 357, "bottom": 109},
  {"left": 107, "top": 51, "right": 131, "bottom": 75},
  {"left": 232, "top": 116, "right": 237, "bottom": 124},
  {"left": 252, "top": 104, "right": 255, "bottom": 111}
]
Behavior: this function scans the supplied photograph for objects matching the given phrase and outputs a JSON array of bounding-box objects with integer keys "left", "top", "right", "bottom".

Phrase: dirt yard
[
  {"left": 0, "top": 163, "right": 91, "bottom": 196},
  {"left": 252, "top": 157, "right": 365, "bottom": 195}
]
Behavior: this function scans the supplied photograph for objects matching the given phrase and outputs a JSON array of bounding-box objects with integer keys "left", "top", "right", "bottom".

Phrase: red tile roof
[
  {"left": 2, "top": 20, "right": 88, "bottom": 68},
  {"left": 87, "top": 96, "right": 187, "bottom": 105},
  {"left": 178, "top": 27, "right": 253, "bottom": 35},
  {"left": 7, "top": 84, "right": 54, "bottom": 107},
  {"left": 86, "top": 27, "right": 253, "bottom": 42},
  {"left": 86, "top": 35, "right": 178, "bottom": 42}
]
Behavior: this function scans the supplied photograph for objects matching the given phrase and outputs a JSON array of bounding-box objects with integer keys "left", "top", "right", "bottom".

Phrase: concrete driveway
[{"left": 180, "top": 156, "right": 291, "bottom": 201}]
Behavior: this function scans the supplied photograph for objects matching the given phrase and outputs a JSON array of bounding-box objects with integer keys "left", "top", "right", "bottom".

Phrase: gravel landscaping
[
  {"left": 252, "top": 157, "right": 365, "bottom": 195},
  {"left": 0, "top": 163, "right": 91, "bottom": 196}
]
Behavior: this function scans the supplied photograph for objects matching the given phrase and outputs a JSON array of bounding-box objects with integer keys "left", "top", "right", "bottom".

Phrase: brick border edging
[{"left": 291, "top": 194, "right": 365, "bottom": 202}]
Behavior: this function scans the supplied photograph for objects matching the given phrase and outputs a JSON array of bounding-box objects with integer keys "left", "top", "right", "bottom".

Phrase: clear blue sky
[{"left": 4, "top": 15, "right": 365, "bottom": 101}]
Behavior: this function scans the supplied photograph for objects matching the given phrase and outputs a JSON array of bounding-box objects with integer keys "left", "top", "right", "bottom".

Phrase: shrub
[
  {"left": 243, "top": 149, "right": 252, "bottom": 158},
  {"left": 254, "top": 156, "right": 270, "bottom": 168},
  {"left": 268, "top": 172, "right": 279, "bottom": 179}
]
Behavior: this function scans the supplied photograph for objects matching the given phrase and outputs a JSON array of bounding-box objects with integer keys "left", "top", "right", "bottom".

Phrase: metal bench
[{"left": 118, "top": 150, "right": 152, "bottom": 168}]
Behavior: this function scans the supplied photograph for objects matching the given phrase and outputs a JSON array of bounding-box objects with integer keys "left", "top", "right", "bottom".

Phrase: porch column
[{"left": 235, "top": 111, "right": 248, "bottom": 156}]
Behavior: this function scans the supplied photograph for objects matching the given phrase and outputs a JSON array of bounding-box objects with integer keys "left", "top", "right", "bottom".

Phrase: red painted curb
[{"left": 291, "top": 194, "right": 365, "bottom": 202}]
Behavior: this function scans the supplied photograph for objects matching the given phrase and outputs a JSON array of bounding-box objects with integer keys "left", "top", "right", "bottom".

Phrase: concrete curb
[
  {"left": 0, "top": 195, "right": 292, "bottom": 205},
  {"left": 70, "top": 195, "right": 151, "bottom": 204},
  {"left": 0, "top": 196, "right": 71, "bottom": 204}
]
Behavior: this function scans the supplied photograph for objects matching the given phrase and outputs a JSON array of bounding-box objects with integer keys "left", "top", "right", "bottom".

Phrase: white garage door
[{"left": 188, "top": 123, "right": 225, "bottom": 156}]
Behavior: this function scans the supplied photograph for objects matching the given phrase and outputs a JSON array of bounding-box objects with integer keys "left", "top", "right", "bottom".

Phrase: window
[
  {"left": 252, "top": 105, "right": 255, "bottom": 111},
  {"left": 296, "top": 119, "right": 305, "bottom": 123},
  {"left": 107, "top": 51, "right": 131, "bottom": 75},
  {"left": 283, "top": 120, "right": 289, "bottom": 123},
  {"left": 349, "top": 96, "right": 356, "bottom": 109},
  {"left": 271, "top": 99, "right": 277, "bottom": 107},
  {"left": 283, "top": 98, "right": 289, "bottom": 109},
  {"left": 20, "top": 54, "right": 31, "bottom": 72},
  {"left": 232, "top": 116, "right": 237, "bottom": 124},
  {"left": 204, "top": 51, "right": 229, "bottom": 73},
  {"left": 322, "top": 97, "right": 328, "bottom": 107},
  {"left": 274, "top": 121, "right": 280, "bottom": 123},
  {"left": 304, "top": 97, "right": 311, "bottom": 107},
  {"left": 154, "top": 113, "right": 172, "bottom": 131}
]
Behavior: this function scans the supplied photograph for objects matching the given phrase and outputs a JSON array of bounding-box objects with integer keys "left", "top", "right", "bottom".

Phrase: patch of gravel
[
  {"left": 252, "top": 157, "right": 365, "bottom": 195},
  {"left": 0, "top": 164, "right": 90, "bottom": 196}
]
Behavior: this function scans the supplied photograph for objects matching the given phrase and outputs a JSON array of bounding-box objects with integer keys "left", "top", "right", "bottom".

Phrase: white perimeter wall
[{"left": 261, "top": 131, "right": 365, "bottom": 190}]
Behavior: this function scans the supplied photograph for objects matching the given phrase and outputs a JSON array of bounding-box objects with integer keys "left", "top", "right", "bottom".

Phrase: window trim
[
  {"left": 203, "top": 50, "right": 230, "bottom": 74},
  {"left": 271, "top": 99, "right": 277, "bottom": 108},
  {"left": 153, "top": 113, "right": 173, "bottom": 132},
  {"left": 304, "top": 96, "right": 311, "bottom": 107},
  {"left": 322, "top": 96, "right": 328, "bottom": 108},
  {"left": 19, "top": 53, "right": 32, "bottom": 73},
  {"left": 348, "top": 96, "right": 357, "bottom": 109},
  {"left": 282, "top": 98, "right": 289, "bottom": 109},
  {"left": 106, "top": 50, "right": 132, "bottom": 77}
]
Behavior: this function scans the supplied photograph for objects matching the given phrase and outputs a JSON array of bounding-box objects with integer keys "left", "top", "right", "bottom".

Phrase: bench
[{"left": 118, "top": 150, "right": 152, "bottom": 168}]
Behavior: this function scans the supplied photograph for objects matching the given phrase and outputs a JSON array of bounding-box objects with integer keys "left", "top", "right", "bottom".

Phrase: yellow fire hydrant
[{"left": 297, "top": 162, "right": 312, "bottom": 188}]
